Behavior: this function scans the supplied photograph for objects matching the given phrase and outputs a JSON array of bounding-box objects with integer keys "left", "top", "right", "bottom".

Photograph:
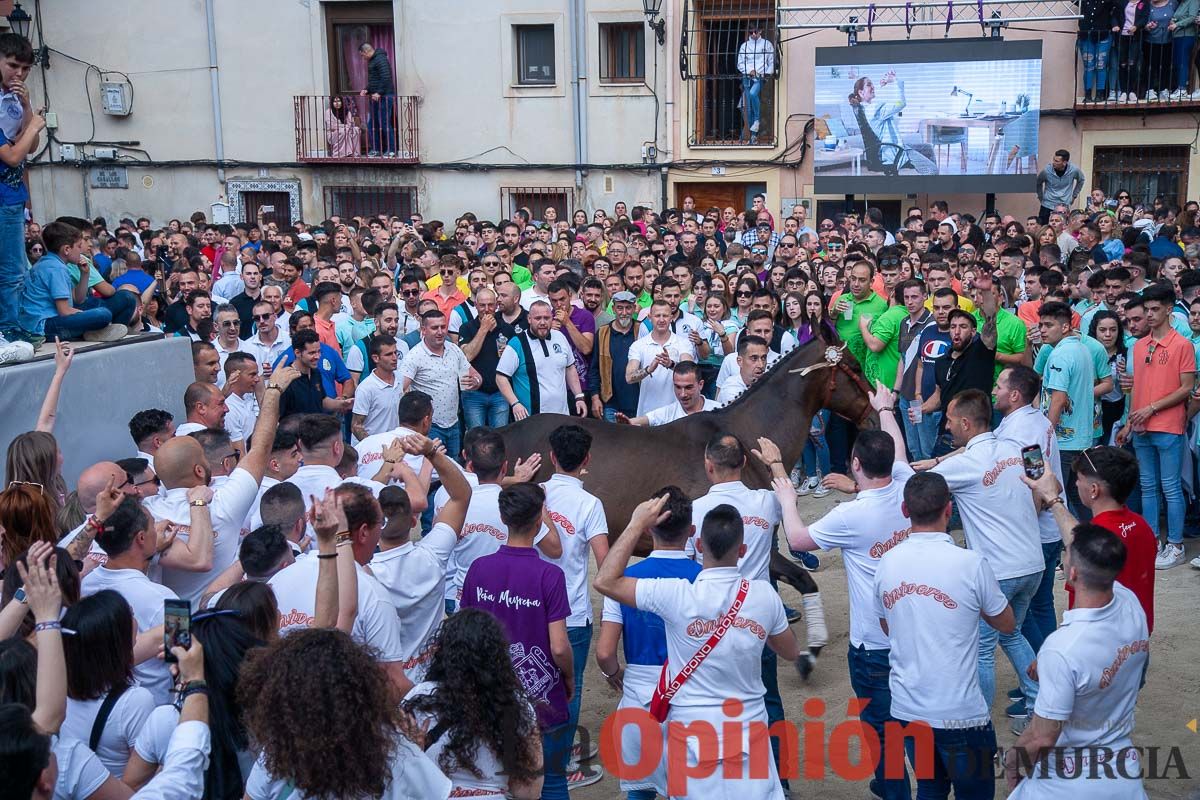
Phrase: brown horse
[{"left": 496, "top": 336, "right": 878, "bottom": 597}]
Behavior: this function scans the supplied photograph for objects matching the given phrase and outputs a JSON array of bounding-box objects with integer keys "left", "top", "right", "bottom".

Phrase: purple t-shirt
[
  {"left": 564, "top": 307, "right": 596, "bottom": 385},
  {"left": 461, "top": 545, "right": 571, "bottom": 730}
]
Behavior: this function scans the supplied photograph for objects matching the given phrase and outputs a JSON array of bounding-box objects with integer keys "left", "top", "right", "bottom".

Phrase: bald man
[
  {"left": 146, "top": 364, "right": 300, "bottom": 603},
  {"left": 56, "top": 461, "right": 141, "bottom": 575},
  {"left": 176, "top": 382, "right": 228, "bottom": 436}
]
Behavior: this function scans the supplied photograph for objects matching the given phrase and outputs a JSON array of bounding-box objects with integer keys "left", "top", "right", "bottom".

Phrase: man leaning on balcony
[
  {"left": 359, "top": 42, "right": 397, "bottom": 157},
  {"left": 737, "top": 27, "right": 774, "bottom": 144}
]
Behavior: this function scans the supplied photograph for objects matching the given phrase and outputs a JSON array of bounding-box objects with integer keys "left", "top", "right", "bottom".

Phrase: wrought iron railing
[{"left": 293, "top": 95, "right": 419, "bottom": 163}]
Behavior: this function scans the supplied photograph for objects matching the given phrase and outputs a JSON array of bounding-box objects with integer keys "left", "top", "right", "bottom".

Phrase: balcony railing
[
  {"left": 1074, "top": 30, "right": 1200, "bottom": 111},
  {"left": 294, "top": 95, "right": 419, "bottom": 163}
]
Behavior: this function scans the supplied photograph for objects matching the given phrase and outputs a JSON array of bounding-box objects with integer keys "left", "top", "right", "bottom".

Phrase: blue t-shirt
[
  {"left": 111, "top": 268, "right": 155, "bottom": 295},
  {"left": 92, "top": 253, "right": 113, "bottom": 279},
  {"left": 0, "top": 90, "right": 27, "bottom": 206},
  {"left": 19, "top": 253, "right": 72, "bottom": 335},
  {"left": 915, "top": 325, "right": 952, "bottom": 397},
  {"left": 611, "top": 552, "right": 702, "bottom": 667},
  {"left": 1040, "top": 335, "right": 1097, "bottom": 451}
]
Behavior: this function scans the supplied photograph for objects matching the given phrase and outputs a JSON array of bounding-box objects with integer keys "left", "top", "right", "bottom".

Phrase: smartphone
[
  {"left": 260, "top": 204, "right": 275, "bottom": 213},
  {"left": 1021, "top": 444, "right": 1045, "bottom": 480},
  {"left": 163, "top": 599, "right": 191, "bottom": 663}
]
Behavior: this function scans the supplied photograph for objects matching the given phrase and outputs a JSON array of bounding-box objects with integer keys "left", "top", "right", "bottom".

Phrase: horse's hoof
[{"left": 795, "top": 653, "right": 816, "bottom": 681}]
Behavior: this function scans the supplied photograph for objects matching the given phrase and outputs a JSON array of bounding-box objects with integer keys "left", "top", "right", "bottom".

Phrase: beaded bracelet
[{"left": 33, "top": 621, "right": 62, "bottom": 633}]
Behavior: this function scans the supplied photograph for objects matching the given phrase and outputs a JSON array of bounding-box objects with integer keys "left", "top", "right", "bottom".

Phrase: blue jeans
[
  {"left": 1173, "top": 36, "right": 1196, "bottom": 90},
  {"left": 741, "top": 76, "right": 764, "bottom": 130},
  {"left": 461, "top": 389, "right": 509, "bottom": 430},
  {"left": 848, "top": 645, "right": 911, "bottom": 799},
  {"left": 1078, "top": 34, "right": 1112, "bottom": 93},
  {"left": 899, "top": 397, "right": 941, "bottom": 462},
  {"left": 367, "top": 95, "right": 396, "bottom": 153},
  {"left": 978, "top": 571, "right": 1041, "bottom": 708},
  {"left": 566, "top": 623, "right": 591, "bottom": 770},
  {"left": 626, "top": 790, "right": 656, "bottom": 800},
  {"left": 802, "top": 409, "right": 831, "bottom": 478},
  {"left": 1020, "top": 541, "right": 1062, "bottom": 654},
  {"left": 83, "top": 291, "right": 136, "bottom": 327},
  {"left": 429, "top": 422, "right": 462, "bottom": 464},
  {"left": 903, "top": 723, "right": 997, "bottom": 800},
  {"left": 1132, "top": 430, "right": 1186, "bottom": 544},
  {"left": 0, "top": 202, "right": 25, "bottom": 333},
  {"left": 43, "top": 306, "right": 112, "bottom": 340},
  {"left": 761, "top": 644, "right": 788, "bottom": 790},
  {"left": 541, "top": 721, "right": 573, "bottom": 800}
]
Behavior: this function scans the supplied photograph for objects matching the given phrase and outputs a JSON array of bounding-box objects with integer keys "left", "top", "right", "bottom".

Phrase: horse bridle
[{"left": 790, "top": 344, "right": 876, "bottom": 426}]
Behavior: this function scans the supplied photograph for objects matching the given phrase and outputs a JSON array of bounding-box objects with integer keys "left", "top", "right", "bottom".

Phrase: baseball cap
[{"left": 612, "top": 291, "right": 638, "bottom": 303}]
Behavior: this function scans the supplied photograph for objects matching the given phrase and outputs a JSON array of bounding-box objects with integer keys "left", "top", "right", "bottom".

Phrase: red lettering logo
[
  {"left": 686, "top": 616, "right": 768, "bottom": 640},
  {"left": 1100, "top": 639, "right": 1150, "bottom": 689},
  {"left": 982, "top": 456, "right": 1022, "bottom": 487},
  {"left": 549, "top": 510, "right": 577, "bottom": 537},
  {"left": 278, "top": 609, "right": 314, "bottom": 630},
  {"left": 460, "top": 522, "right": 506, "bottom": 542},
  {"left": 881, "top": 581, "right": 959, "bottom": 611},
  {"left": 868, "top": 527, "right": 912, "bottom": 559},
  {"left": 742, "top": 516, "right": 769, "bottom": 530}
]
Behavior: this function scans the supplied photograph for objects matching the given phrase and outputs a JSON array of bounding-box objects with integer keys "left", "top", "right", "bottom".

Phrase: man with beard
[
  {"left": 231, "top": 262, "right": 264, "bottom": 338},
  {"left": 580, "top": 277, "right": 614, "bottom": 327},
  {"left": 459, "top": 287, "right": 516, "bottom": 429},
  {"left": 496, "top": 300, "right": 586, "bottom": 418},
  {"left": 590, "top": 291, "right": 641, "bottom": 421},
  {"left": 497, "top": 280, "right": 529, "bottom": 333},
  {"left": 918, "top": 289, "right": 1000, "bottom": 442},
  {"left": 622, "top": 361, "right": 716, "bottom": 425}
]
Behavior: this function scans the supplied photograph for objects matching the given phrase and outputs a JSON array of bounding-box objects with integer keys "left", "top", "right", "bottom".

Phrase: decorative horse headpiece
[{"left": 791, "top": 343, "right": 847, "bottom": 377}]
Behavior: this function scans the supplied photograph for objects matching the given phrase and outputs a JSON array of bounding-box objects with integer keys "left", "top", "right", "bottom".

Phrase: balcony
[
  {"left": 293, "top": 95, "right": 419, "bottom": 164},
  {"left": 1074, "top": 31, "right": 1200, "bottom": 112}
]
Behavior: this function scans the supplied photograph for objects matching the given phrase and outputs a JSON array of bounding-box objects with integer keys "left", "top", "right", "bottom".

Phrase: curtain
[{"left": 336, "top": 23, "right": 396, "bottom": 122}]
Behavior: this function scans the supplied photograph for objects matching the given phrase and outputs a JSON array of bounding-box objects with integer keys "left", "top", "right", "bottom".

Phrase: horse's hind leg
[{"left": 769, "top": 550, "right": 829, "bottom": 680}]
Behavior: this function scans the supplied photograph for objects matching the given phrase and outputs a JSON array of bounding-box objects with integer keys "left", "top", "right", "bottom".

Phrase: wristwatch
[
  {"left": 189, "top": 499, "right": 209, "bottom": 508},
  {"left": 264, "top": 381, "right": 283, "bottom": 392}
]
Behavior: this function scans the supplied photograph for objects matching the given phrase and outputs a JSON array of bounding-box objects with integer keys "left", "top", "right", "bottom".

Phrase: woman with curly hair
[
  {"left": 404, "top": 609, "right": 543, "bottom": 799},
  {"left": 240, "top": 627, "right": 451, "bottom": 800}
]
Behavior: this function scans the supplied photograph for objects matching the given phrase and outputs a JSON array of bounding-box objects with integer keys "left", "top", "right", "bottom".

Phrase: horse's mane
[{"left": 712, "top": 331, "right": 852, "bottom": 414}]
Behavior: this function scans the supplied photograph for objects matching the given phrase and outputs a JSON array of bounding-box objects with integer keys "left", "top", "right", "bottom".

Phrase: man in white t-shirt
[
  {"left": 716, "top": 311, "right": 780, "bottom": 388},
  {"left": 874, "top": 471, "right": 1015, "bottom": 799},
  {"left": 145, "top": 365, "right": 298, "bottom": 604},
  {"left": 369, "top": 433, "right": 471, "bottom": 682},
  {"left": 221, "top": 352, "right": 260, "bottom": 453},
  {"left": 174, "top": 382, "right": 227, "bottom": 437},
  {"left": 351, "top": 333, "right": 404, "bottom": 441},
  {"left": 928, "top": 388, "right": 1044, "bottom": 710},
  {"left": 595, "top": 498, "right": 801, "bottom": 799},
  {"left": 626, "top": 300, "right": 696, "bottom": 416},
  {"left": 716, "top": 334, "right": 770, "bottom": 405},
  {"left": 781, "top": 385, "right": 912, "bottom": 799},
  {"left": 1005, "top": 522, "right": 1149, "bottom": 798},
  {"left": 355, "top": 390, "right": 434, "bottom": 482},
  {"left": 285, "top": 414, "right": 360, "bottom": 526},
  {"left": 540, "top": 424, "right": 609, "bottom": 760},
  {"left": 82, "top": 495, "right": 193, "bottom": 705},
  {"left": 622, "top": 362, "right": 717, "bottom": 425}
]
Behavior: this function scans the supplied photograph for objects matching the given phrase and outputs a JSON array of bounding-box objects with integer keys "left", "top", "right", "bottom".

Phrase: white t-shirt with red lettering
[
  {"left": 268, "top": 553, "right": 406, "bottom": 663},
  {"left": 540, "top": 473, "right": 608, "bottom": 627},
  {"left": 809, "top": 462, "right": 914, "bottom": 650},
  {"left": 873, "top": 531, "right": 1009, "bottom": 727},
  {"left": 995, "top": 404, "right": 1066, "bottom": 545},
  {"left": 686, "top": 480, "right": 782, "bottom": 582},
  {"left": 932, "top": 432, "right": 1044, "bottom": 580}
]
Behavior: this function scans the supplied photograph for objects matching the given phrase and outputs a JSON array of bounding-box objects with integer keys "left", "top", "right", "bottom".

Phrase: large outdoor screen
[{"left": 813, "top": 39, "right": 1042, "bottom": 194}]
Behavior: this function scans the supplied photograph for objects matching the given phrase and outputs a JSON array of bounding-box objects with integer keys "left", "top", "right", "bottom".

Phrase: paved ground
[{"left": 567, "top": 489, "right": 1200, "bottom": 799}]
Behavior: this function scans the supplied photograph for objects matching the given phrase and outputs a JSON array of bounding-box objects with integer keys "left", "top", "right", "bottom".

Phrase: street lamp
[
  {"left": 643, "top": 0, "right": 666, "bottom": 46},
  {"left": 7, "top": 2, "right": 30, "bottom": 39}
]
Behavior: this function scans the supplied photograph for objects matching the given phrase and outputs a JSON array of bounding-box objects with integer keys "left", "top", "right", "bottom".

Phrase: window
[
  {"left": 324, "top": 185, "right": 417, "bottom": 222},
  {"left": 501, "top": 187, "right": 572, "bottom": 221},
  {"left": 515, "top": 25, "right": 556, "bottom": 85},
  {"left": 1093, "top": 145, "right": 1190, "bottom": 208},
  {"left": 600, "top": 23, "right": 645, "bottom": 83}
]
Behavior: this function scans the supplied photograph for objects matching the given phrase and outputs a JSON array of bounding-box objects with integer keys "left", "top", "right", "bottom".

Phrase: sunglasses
[
  {"left": 827, "top": 244, "right": 844, "bottom": 251},
  {"left": 7, "top": 480, "right": 43, "bottom": 494},
  {"left": 736, "top": 290, "right": 754, "bottom": 297},
  {"left": 400, "top": 289, "right": 422, "bottom": 297},
  {"left": 820, "top": 225, "right": 835, "bottom": 231},
  {"left": 219, "top": 320, "right": 239, "bottom": 328},
  {"left": 254, "top": 313, "right": 274, "bottom": 321},
  {"left": 135, "top": 475, "right": 162, "bottom": 488},
  {"left": 482, "top": 261, "right": 500, "bottom": 267},
  {"left": 778, "top": 242, "right": 796, "bottom": 248}
]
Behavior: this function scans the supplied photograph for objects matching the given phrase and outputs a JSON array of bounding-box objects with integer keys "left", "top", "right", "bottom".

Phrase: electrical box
[
  {"left": 99, "top": 81, "right": 131, "bottom": 116},
  {"left": 58, "top": 143, "right": 77, "bottom": 161},
  {"left": 93, "top": 147, "right": 117, "bottom": 161}
]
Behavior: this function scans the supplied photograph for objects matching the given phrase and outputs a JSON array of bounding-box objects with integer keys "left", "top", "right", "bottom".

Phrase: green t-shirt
[
  {"left": 865, "top": 305, "right": 908, "bottom": 390},
  {"left": 511, "top": 264, "right": 533, "bottom": 291},
  {"left": 1040, "top": 335, "right": 1097, "bottom": 451},
  {"left": 835, "top": 292, "right": 888, "bottom": 370},
  {"left": 973, "top": 307, "right": 1027, "bottom": 380},
  {"left": 66, "top": 257, "right": 104, "bottom": 292}
]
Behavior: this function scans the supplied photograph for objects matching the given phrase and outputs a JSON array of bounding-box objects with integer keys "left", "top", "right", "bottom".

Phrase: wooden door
[
  {"left": 675, "top": 182, "right": 752, "bottom": 215},
  {"left": 242, "top": 192, "right": 291, "bottom": 228}
]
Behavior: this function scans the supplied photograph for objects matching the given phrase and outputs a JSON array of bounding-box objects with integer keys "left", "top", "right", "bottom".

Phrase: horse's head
[{"left": 786, "top": 336, "right": 878, "bottom": 430}]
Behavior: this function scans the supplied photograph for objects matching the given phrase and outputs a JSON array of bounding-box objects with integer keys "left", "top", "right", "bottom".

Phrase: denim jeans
[
  {"left": 1173, "top": 36, "right": 1197, "bottom": 90},
  {"left": 741, "top": 76, "right": 764, "bottom": 129},
  {"left": 626, "top": 789, "right": 656, "bottom": 800},
  {"left": 1059, "top": 450, "right": 1090, "bottom": 522},
  {"left": 848, "top": 645, "right": 911, "bottom": 800},
  {"left": 827, "top": 414, "right": 855, "bottom": 475},
  {"left": 43, "top": 306, "right": 113, "bottom": 340},
  {"left": 541, "top": 721, "right": 573, "bottom": 800},
  {"left": 367, "top": 95, "right": 396, "bottom": 153},
  {"left": 1132, "top": 430, "right": 1186, "bottom": 544},
  {"left": 429, "top": 422, "right": 462, "bottom": 465},
  {"left": 1020, "top": 541, "right": 1062, "bottom": 654},
  {"left": 761, "top": 644, "right": 789, "bottom": 790},
  {"left": 83, "top": 291, "right": 136, "bottom": 327},
  {"left": 461, "top": 389, "right": 509, "bottom": 430},
  {"left": 899, "top": 397, "right": 941, "bottom": 462},
  {"left": 903, "top": 722, "right": 997, "bottom": 800},
  {"left": 978, "top": 570, "right": 1041, "bottom": 707},
  {"left": 565, "top": 623, "right": 592, "bottom": 759},
  {"left": 1078, "top": 34, "right": 1112, "bottom": 93},
  {"left": 802, "top": 409, "right": 831, "bottom": 478},
  {"left": 0, "top": 202, "right": 25, "bottom": 333}
]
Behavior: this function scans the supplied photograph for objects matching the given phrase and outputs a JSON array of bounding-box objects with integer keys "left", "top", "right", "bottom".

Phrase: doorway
[
  {"left": 675, "top": 181, "right": 768, "bottom": 216},
  {"left": 241, "top": 192, "right": 291, "bottom": 228}
]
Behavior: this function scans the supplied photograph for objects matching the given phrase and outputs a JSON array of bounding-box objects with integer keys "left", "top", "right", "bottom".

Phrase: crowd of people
[{"left": 0, "top": 145, "right": 1188, "bottom": 798}]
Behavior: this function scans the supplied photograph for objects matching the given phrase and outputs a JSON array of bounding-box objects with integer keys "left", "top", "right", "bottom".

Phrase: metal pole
[{"left": 204, "top": 0, "right": 226, "bottom": 185}]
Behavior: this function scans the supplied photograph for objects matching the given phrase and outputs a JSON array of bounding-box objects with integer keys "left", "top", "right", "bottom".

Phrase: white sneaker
[
  {"left": 790, "top": 467, "right": 803, "bottom": 487},
  {"left": 1155, "top": 543, "right": 1185, "bottom": 570},
  {"left": 1192, "top": 89, "right": 1200, "bottom": 100},
  {"left": 1190, "top": 554, "right": 1200, "bottom": 569},
  {"left": 797, "top": 477, "right": 819, "bottom": 496},
  {"left": 1107, "top": 91, "right": 1118, "bottom": 101},
  {"left": 813, "top": 481, "right": 831, "bottom": 498},
  {"left": 0, "top": 339, "right": 34, "bottom": 364},
  {"left": 1146, "top": 91, "right": 1158, "bottom": 102},
  {"left": 749, "top": 120, "right": 760, "bottom": 133},
  {"left": 1170, "top": 89, "right": 1186, "bottom": 100},
  {"left": 82, "top": 323, "right": 128, "bottom": 342}
]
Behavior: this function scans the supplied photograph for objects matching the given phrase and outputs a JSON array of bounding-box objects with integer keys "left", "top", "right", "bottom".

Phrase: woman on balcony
[{"left": 325, "top": 95, "right": 362, "bottom": 158}]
